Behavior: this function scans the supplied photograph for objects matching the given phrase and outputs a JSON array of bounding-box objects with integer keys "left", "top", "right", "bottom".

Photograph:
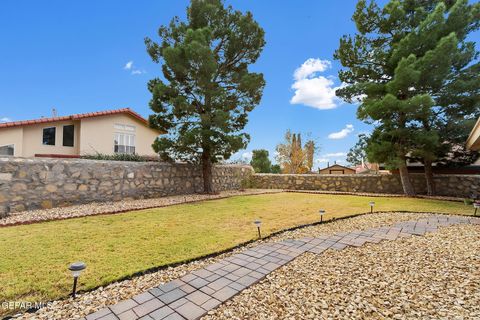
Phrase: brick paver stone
[{"left": 82, "top": 215, "right": 479, "bottom": 320}]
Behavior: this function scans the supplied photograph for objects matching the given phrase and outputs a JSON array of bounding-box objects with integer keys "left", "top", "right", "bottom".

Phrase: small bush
[{"left": 81, "top": 153, "right": 158, "bottom": 162}]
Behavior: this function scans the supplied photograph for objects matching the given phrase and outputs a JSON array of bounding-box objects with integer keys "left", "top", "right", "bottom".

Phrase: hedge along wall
[
  {"left": 251, "top": 173, "right": 480, "bottom": 198},
  {"left": 0, "top": 157, "right": 253, "bottom": 216}
]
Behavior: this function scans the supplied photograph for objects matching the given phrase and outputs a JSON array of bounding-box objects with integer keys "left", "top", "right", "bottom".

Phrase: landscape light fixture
[
  {"left": 319, "top": 209, "right": 325, "bottom": 223},
  {"left": 369, "top": 201, "right": 375, "bottom": 213},
  {"left": 254, "top": 220, "right": 262, "bottom": 238},
  {"left": 68, "top": 261, "right": 86, "bottom": 298},
  {"left": 474, "top": 202, "right": 480, "bottom": 216}
]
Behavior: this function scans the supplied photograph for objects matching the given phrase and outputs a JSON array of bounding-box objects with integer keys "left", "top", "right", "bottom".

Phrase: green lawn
[{"left": 0, "top": 192, "right": 473, "bottom": 310}]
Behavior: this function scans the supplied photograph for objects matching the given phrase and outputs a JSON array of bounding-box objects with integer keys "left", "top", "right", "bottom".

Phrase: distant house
[
  {"left": 353, "top": 162, "right": 383, "bottom": 174},
  {"left": 0, "top": 108, "right": 162, "bottom": 158},
  {"left": 318, "top": 164, "right": 356, "bottom": 175}
]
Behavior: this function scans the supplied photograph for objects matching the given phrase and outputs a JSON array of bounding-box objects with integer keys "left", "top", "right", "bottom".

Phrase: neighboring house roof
[
  {"left": 0, "top": 108, "right": 160, "bottom": 131},
  {"left": 320, "top": 164, "right": 356, "bottom": 172}
]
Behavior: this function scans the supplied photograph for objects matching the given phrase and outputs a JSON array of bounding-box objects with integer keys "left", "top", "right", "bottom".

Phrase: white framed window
[
  {"left": 114, "top": 133, "right": 136, "bottom": 154},
  {"left": 0, "top": 144, "right": 14, "bottom": 156}
]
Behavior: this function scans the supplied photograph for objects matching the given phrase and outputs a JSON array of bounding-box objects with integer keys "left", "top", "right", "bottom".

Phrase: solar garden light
[
  {"left": 369, "top": 201, "right": 375, "bottom": 213},
  {"left": 319, "top": 209, "right": 325, "bottom": 223},
  {"left": 254, "top": 220, "right": 262, "bottom": 238},
  {"left": 68, "top": 262, "right": 86, "bottom": 298},
  {"left": 474, "top": 202, "right": 480, "bottom": 216}
]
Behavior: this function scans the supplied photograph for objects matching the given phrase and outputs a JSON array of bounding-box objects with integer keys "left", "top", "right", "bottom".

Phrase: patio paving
[{"left": 83, "top": 214, "right": 480, "bottom": 320}]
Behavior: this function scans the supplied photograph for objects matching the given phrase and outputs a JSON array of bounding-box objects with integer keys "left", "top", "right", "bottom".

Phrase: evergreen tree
[
  {"left": 335, "top": 0, "right": 480, "bottom": 195},
  {"left": 146, "top": 0, "right": 266, "bottom": 193},
  {"left": 270, "top": 164, "right": 281, "bottom": 174},
  {"left": 347, "top": 134, "right": 369, "bottom": 166},
  {"left": 250, "top": 149, "right": 272, "bottom": 173}
]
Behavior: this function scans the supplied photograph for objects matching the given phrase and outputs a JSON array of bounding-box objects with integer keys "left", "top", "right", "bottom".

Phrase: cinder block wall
[{"left": 0, "top": 158, "right": 253, "bottom": 216}]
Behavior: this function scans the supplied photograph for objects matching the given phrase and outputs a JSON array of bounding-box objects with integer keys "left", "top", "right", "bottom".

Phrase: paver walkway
[{"left": 84, "top": 215, "right": 480, "bottom": 320}]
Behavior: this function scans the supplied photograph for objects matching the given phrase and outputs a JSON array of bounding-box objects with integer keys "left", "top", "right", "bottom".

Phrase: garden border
[{"left": 13, "top": 209, "right": 477, "bottom": 318}]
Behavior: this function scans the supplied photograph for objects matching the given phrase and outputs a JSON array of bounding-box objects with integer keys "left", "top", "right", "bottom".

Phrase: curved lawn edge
[
  {"left": 16, "top": 209, "right": 475, "bottom": 318},
  {"left": 283, "top": 189, "right": 465, "bottom": 202},
  {"left": 0, "top": 189, "right": 467, "bottom": 228},
  {"left": 0, "top": 190, "right": 283, "bottom": 228}
]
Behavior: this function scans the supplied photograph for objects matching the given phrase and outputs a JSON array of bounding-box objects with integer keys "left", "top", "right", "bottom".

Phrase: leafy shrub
[{"left": 81, "top": 153, "right": 158, "bottom": 162}]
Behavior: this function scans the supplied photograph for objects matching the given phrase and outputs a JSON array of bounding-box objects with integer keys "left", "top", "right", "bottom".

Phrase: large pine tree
[
  {"left": 335, "top": 0, "right": 480, "bottom": 195},
  {"left": 145, "top": 0, "right": 265, "bottom": 193}
]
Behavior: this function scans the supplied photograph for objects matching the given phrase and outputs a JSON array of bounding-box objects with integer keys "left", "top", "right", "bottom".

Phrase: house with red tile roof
[{"left": 0, "top": 108, "right": 162, "bottom": 157}]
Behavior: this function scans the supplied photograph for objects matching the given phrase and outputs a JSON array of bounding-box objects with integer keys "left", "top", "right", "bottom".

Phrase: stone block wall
[
  {"left": 0, "top": 158, "right": 253, "bottom": 216},
  {"left": 251, "top": 173, "right": 480, "bottom": 198}
]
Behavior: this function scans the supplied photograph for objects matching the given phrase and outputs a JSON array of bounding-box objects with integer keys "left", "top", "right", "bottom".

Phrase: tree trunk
[
  {"left": 202, "top": 151, "right": 214, "bottom": 194},
  {"left": 424, "top": 159, "right": 435, "bottom": 196},
  {"left": 398, "top": 163, "right": 415, "bottom": 196}
]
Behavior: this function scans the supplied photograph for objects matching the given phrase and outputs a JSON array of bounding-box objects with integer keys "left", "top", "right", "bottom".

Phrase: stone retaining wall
[
  {"left": 251, "top": 173, "right": 479, "bottom": 198},
  {"left": 0, "top": 158, "right": 253, "bottom": 216}
]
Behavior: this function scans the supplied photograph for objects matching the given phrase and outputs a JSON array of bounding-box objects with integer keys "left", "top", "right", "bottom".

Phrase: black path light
[
  {"left": 68, "top": 261, "right": 86, "bottom": 298},
  {"left": 474, "top": 202, "right": 480, "bottom": 216},
  {"left": 369, "top": 201, "right": 375, "bottom": 213},
  {"left": 319, "top": 209, "right": 325, "bottom": 223},
  {"left": 254, "top": 220, "right": 262, "bottom": 239}
]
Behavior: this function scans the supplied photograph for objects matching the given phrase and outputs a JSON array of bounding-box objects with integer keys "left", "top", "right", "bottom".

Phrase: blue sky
[{"left": 1, "top": 0, "right": 474, "bottom": 169}]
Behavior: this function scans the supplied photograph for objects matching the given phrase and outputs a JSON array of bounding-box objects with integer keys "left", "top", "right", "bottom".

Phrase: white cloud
[
  {"left": 293, "top": 58, "right": 331, "bottom": 81},
  {"left": 241, "top": 151, "right": 253, "bottom": 162},
  {"left": 124, "top": 61, "right": 146, "bottom": 75},
  {"left": 124, "top": 61, "right": 133, "bottom": 70},
  {"left": 324, "top": 152, "right": 347, "bottom": 157},
  {"left": 328, "top": 124, "right": 354, "bottom": 140},
  {"left": 315, "top": 158, "right": 329, "bottom": 163},
  {"left": 131, "top": 69, "right": 146, "bottom": 75},
  {"left": 290, "top": 58, "right": 342, "bottom": 110},
  {"left": 0, "top": 117, "right": 12, "bottom": 123}
]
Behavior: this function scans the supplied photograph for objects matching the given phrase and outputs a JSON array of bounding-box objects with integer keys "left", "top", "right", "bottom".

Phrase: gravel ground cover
[
  {"left": 0, "top": 189, "right": 280, "bottom": 227},
  {"left": 11, "top": 211, "right": 449, "bottom": 320},
  {"left": 204, "top": 223, "right": 480, "bottom": 320}
]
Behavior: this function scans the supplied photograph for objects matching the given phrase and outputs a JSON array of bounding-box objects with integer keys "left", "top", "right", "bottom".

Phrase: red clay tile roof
[{"left": 0, "top": 108, "right": 160, "bottom": 131}]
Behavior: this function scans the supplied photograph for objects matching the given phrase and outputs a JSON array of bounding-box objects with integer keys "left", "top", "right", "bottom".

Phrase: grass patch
[{"left": 0, "top": 192, "right": 473, "bottom": 311}]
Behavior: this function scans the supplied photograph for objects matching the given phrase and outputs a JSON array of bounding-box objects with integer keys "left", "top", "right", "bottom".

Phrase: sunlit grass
[{"left": 0, "top": 192, "right": 473, "bottom": 310}]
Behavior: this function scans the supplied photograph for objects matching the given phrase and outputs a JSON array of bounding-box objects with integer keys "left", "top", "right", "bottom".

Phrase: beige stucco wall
[
  {"left": 0, "top": 127, "right": 24, "bottom": 156},
  {"left": 79, "top": 114, "right": 159, "bottom": 156},
  {"left": 21, "top": 120, "right": 81, "bottom": 157}
]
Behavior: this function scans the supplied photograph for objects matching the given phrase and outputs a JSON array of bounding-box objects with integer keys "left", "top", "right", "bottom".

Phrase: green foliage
[
  {"left": 82, "top": 153, "right": 155, "bottom": 162},
  {"left": 250, "top": 149, "right": 272, "bottom": 173},
  {"left": 347, "top": 134, "right": 369, "bottom": 166},
  {"left": 335, "top": 0, "right": 480, "bottom": 193},
  {"left": 270, "top": 164, "right": 281, "bottom": 174},
  {"left": 145, "top": 0, "right": 265, "bottom": 192}
]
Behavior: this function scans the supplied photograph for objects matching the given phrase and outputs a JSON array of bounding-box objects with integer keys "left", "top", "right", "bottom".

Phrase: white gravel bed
[
  {"left": 204, "top": 224, "right": 480, "bottom": 320},
  {"left": 13, "top": 211, "right": 439, "bottom": 320},
  {"left": 0, "top": 189, "right": 280, "bottom": 227}
]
